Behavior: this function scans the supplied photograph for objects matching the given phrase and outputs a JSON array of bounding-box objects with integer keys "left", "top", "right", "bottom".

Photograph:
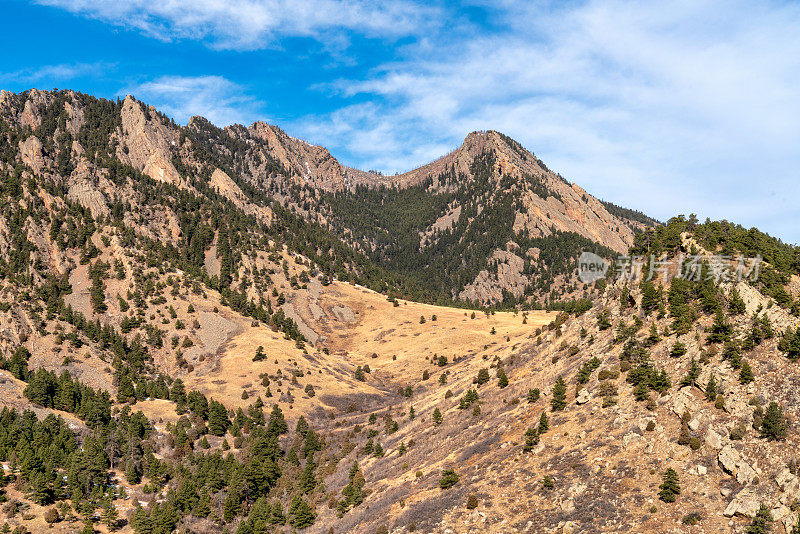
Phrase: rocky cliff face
[{"left": 0, "top": 89, "right": 652, "bottom": 306}]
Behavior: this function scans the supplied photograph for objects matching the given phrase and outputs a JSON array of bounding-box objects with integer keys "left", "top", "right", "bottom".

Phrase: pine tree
[
  {"left": 597, "top": 309, "right": 611, "bottom": 330},
  {"left": 522, "top": 427, "right": 539, "bottom": 452},
  {"left": 125, "top": 459, "right": 140, "bottom": 484},
  {"left": 729, "top": 288, "right": 746, "bottom": 315},
  {"left": 645, "top": 323, "right": 660, "bottom": 346},
  {"left": 746, "top": 503, "right": 773, "bottom": 534},
  {"left": 527, "top": 388, "right": 540, "bottom": 402},
  {"left": 117, "top": 374, "right": 135, "bottom": 402},
  {"left": 680, "top": 357, "right": 701, "bottom": 387},
  {"left": 551, "top": 376, "right": 567, "bottom": 411},
  {"left": 705, "top": 374, "right": 717, "bottom": 401},
  {"left": 289, "top": 496, "right": 316, "bottom": 528},
  {"left": 760, "top": 402, "right": 787, "bottom": 441},
  {"left": 432, "top": 408, "right": 442, "bottom": 425},
  {"left": 102, "top": 498, "right": 118, "bottom": 529},
  {"left": 670, "top": 341, "right": 687, "bottom": 358},
  {"left": 267, "top": 404, "right": 288, "bottom": 435},
  {"left": 170, "top": 378, "right": 186, "bottom": 408},
  {"left": 658, "top": 468, "right": 681, "bottom": 503},
  {"left": 299, "top": 457, "right": 316, "bottom": 494},
  {"left": 538, "top": 412, "right": 549, "bottom": 433},
  {"left": 677, "top": 414, "right": 692, "bottom": 446},
  {"left": 708, "top": 310, "right": 733, "bottom": 343},
  {"left": 740, "top": 361, "right": 755, "bottom": 384},
  {"left": 497, "top": 368, "right": 508, "bottom": 388}
]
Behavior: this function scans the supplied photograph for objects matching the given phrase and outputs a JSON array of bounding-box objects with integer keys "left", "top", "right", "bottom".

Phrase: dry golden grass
[{"left": 177, "top": 279, "right": 554, "bottom": 420}]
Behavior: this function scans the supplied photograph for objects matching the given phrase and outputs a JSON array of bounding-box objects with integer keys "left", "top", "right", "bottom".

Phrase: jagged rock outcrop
[
  {"left": 459, "top": 248, "right": 527, "bottom": 303},
  {"left": 19, "top": 136, "right": 46, "bottom": 174},
  {"left": 118, "top": 95, "right": 182, "bottom": 186}
]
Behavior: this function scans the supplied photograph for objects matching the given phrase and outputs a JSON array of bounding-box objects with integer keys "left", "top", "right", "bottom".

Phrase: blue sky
[{"left": 2, "top": 0, "right": 799, "bottom": 243}]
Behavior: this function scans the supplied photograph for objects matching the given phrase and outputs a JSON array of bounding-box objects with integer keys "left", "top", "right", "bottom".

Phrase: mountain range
[{"left": 0, "top": 88, "right": 798, "bottom": 534}]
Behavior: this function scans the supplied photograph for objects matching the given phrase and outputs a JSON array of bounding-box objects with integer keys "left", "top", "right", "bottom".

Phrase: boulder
[
  {"left": 724, "top": 490, "right": 762, "bottom": 517},
  {"left": 705, "top": 427, "right": 727, "bottom": 450},
  {"left": 688, "top": 417, "right": 701, "bottom": 432},
  {"left": 718, "top": 445, "right": 741, "bottom": 476},
  {"left": 737, "top": 462, "right": 758, "bottom": 485},
  {"left": 672, "top": 387, "right": 698, "bottom": 417},
  {"left": 576, "top": 389, "right": 591, "bottom": 404},
  {"left": 718, "top": 445, "right": 758, "bottom": 485},
  {"left": 776, "top": 468, "right": 800, "bottom": 504}
]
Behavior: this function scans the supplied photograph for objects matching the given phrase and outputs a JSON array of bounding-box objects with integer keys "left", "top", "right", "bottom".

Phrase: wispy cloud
[
  {"left": 293, "top": 0, "right": 800, "bottom": 241},
  {"left": 0, "top": 61, "right": 111, "bottom": 85},
  {"left": 121, "top": 75, "right": 265, "bottom": 126},
  {"left": 35, "top": 0, "right": 436, "bottom": 50}
]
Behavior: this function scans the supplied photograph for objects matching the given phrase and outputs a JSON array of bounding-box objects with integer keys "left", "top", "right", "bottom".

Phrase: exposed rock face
[
  {"left": 459, "top": 248, "right": 527, "bottom": 304},
  {"left": 119, "top": 96, "right": 182, "bottom": 186},
  {"left": 209, "top": 168, "right": 272, "bottom": 223},
  {"left": 245, "top": 122, "right": 374, "bottom": 190},
  {"left": 776, "top": 468, "right": 800, "bottom": 505},
  {"left": 67, "top": 175, "right": 110, "bottom": 220},
  {"left": 19, "top": 136, "right": 46, "bottom": 174}
]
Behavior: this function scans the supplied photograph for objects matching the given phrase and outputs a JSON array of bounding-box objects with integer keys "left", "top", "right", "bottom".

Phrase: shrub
[
  {"left": 466, "top": 495, "right": 479, "bottom": 509},
  {"left": 439, "top": 469, "right": 459, "bottom": 489},
  {"left": 475, "top": 368, "right": 490, "bottom": 385},
  {"left": 541, "top": 475, "right": 554, "bottom": 489},
  {"left": 44, "top": 508, "right": 59, "bottom": 524},
  {"left": 682, "top": 512, "right": 702, "bottom": 525},
  {"left": 730, "top": 424, "right": 746, "bottom": 440},
  {"left": 598, "top": 368, "right": 619, "bottom": 381}
]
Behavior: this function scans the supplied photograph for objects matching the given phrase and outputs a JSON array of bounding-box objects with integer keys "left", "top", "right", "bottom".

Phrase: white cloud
[
  {"left": 294, "top": 0, "right": 800, "bottom": 241},
  {"left": 35, "top": 0, "right": 435, "bottom": 50},
  {"left": 0, "top": 62, "right": 111, "bottom": 84},
  {"left": 122, "top": 75, "right": 264, "bottom": 126}
]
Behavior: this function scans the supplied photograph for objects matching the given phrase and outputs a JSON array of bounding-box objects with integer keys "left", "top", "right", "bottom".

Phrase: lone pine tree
[
  {"left": 551, "top": 376, "right": 567, "bottom": 411},
  {"left": 658, "top": 468, "right": 681, "bottom": 503}
]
